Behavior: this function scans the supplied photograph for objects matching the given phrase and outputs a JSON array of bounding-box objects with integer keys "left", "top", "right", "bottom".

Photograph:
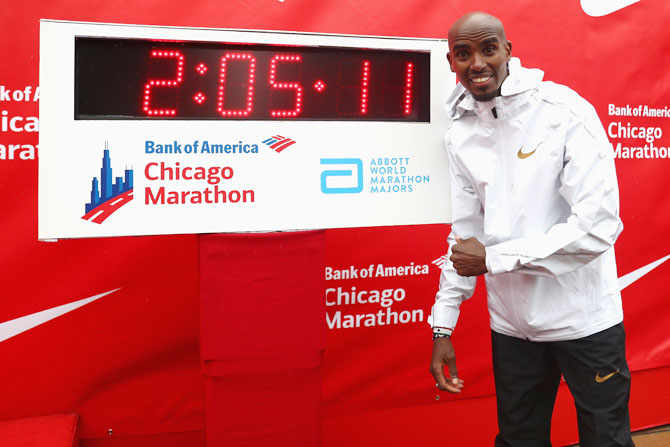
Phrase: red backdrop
[{"left": 1, "top": 0, "right": 669, "bottom": 445}]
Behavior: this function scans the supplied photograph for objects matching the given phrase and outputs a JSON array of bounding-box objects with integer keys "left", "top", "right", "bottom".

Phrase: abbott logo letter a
[
  {"left": 320, "top": 158, "right": 363, "bottom": 194},
  {"left": 581, "top": 0, "right": 641, "bottom": 16}
]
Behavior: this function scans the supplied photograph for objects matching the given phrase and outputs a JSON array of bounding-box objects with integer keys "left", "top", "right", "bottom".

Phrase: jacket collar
[{"left": 445, "top": 58, "right": 544, "bottom": 120}]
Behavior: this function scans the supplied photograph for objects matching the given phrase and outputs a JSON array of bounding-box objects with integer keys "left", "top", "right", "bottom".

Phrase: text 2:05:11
[{"left": 141, "top": 50, "right": 416, "bottom": 118}]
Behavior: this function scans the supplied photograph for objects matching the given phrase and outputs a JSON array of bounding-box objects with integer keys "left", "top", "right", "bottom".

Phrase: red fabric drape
[
  {"left": 0, "top": 413, "right": 79, "bottom": 447},
  {"left": 198, "top": 231, "right": 326, "bottom": 446}
]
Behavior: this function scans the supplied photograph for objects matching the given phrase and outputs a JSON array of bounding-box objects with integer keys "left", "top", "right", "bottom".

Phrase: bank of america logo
[
  {"left": 262, "top": 135, "right": 296, "bottom": 153},
  {"left": 432, "top": 254, "right": 448, "bottom": 269},
  {"left": 82, "top": 143, "right": 133, "bottom": 224}
]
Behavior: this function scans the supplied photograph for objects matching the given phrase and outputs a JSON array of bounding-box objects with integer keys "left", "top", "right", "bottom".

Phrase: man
[{"left": 428, "top": 12, "right": 634, "bottom": 447}]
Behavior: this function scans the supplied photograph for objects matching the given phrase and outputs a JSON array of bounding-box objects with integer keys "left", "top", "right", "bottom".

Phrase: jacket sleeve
[
  {"left": 485, "top": 101, "right": 623, "bottom": 277},
  {"left": 429, "top": 139, "right": 482, "bottom": 333}
]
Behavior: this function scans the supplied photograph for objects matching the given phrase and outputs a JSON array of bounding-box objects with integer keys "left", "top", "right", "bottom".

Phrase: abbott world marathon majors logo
[
  {"left": 320, "top": 157, "right": 430, "bottom": 194},
  {"left": 82, "top": 143, "right": 133, "bottom": 224}
]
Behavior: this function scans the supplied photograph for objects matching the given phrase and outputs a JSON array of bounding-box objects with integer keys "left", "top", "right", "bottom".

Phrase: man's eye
[
  {"left": 484, "top": 46, "right": 496, "bottom": 55},
  {"left": 457, "top": 51, "right": 469, "bottom": 58}
]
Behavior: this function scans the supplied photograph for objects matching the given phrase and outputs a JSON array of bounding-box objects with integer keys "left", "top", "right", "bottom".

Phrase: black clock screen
[{"left": 74, "top": 37, "right": 430, "bottom": 121}]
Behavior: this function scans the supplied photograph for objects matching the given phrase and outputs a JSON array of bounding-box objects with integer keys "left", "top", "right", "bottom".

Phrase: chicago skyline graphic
[{"left": 82, "top": 142, "right": 134, "bottom": 224}]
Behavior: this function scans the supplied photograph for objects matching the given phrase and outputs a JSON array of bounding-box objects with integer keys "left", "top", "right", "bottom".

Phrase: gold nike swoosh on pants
[{"left": 595, "top": 369, "right": 620, "bottom": 383}]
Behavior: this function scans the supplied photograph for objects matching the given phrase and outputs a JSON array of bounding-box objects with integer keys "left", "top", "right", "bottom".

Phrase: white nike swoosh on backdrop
[
  {"left": 0, "top": 289, "right": 120, "bottom": 343},
  {"left": 581, "top": 0, "right": 641, "bottom": 17},
  {"left": 619, "top": 254, "right": 670, "bottom": 291},
  {"left": 1, "top": 253, "right": 669, "bottom": 344}
]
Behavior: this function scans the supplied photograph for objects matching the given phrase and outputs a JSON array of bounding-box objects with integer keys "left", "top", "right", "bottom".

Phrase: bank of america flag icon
[{"left": 262, "top": 135, "right": 296, "bottom": 153}]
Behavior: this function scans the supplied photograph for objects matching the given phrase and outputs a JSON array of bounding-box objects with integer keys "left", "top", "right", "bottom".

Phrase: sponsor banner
[
  {"left": 1, "top": 0, "right": 670, "bottom": 444},
  {"left": 323, "top": 225, "right": 670, "bottom": 415},
  {"left": 38, "top": 21, "right": 453, "bottom": 239},
  {"left": 603, "top": 103, "right": 670, "bottom": 159},
  {"left": 0, "top": 85, "right": 39, "bottom": 161},
  {"left": 323, "top": 225, "right": 495, "bottom": 415}
]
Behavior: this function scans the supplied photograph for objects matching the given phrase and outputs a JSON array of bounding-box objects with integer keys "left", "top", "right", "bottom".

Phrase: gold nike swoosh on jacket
[{"left": 517, "top": 147, "right": 537, "bottom": 159}]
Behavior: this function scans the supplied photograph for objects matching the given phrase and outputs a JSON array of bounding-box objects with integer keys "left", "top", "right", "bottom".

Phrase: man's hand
[
  {"left": 429, "top": 337, "right": 464, "bottom": 393},
  {"left": 450, "top": 237, "right": 487, "bottom": 276}
]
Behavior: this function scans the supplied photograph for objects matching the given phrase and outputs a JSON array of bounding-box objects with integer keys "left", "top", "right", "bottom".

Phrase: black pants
[{"left": 492, "top": 323, "right": 634, "bottom": 447}]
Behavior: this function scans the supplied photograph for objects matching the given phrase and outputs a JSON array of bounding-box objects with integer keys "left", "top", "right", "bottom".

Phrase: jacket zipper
[{"left": 493, "top": 104, "right": 528, "bottom": 339}]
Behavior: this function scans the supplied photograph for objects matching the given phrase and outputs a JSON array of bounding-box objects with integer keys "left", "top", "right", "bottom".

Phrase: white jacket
[{"left": 429, "top": 58, "right": 624, "bottom": 342}]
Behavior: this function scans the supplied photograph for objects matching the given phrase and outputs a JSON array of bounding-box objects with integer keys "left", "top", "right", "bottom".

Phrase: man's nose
[{"left": 471, "top": 52, "right": 486, "bottom": 71}]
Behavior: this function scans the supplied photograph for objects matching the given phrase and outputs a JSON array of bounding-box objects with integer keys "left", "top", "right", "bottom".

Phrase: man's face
[{"left": 447, "top": 20, "right": 512, "bottom": 102}]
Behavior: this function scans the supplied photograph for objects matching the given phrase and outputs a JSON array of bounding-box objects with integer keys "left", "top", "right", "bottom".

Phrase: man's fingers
[
  {"left": 430, "top": 364, "right": 450, "bottom": 390},
  {"left": 444, "top": 346, "right": 459, "bottom": 379},
  {"left": 431, "top": 337, "right": 463, "bottom": 393},
  {"left": 446, "top": 358, "right": 458, "bottom": 378},
  {"left": 455, "top": 236, "right": 464, "bottom": 243},
  {"left": 436, "top": 376, "right": 465, "bottom": 393},
  {"left": 434, "top": 374, "right": 450, "bottom": 391},
  {"left": 444, "top": 377, "right": 465, "bottom": 393}
]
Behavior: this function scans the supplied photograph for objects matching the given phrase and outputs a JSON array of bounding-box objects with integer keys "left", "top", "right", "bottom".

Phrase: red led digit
[
  {"left": 360, "top": 60, "right": 370, "bottom": 115},
  {"left": 269, "top": 55, "right": 303, "bottom": 117},
  {"left": 403, "top": 62, "right": 414, "bottom": 115},
  {"left": 217, "top": 53, "right": 256, "bottom": 117},
  {"left": 142, "top": 50, "right": 185, "bottom": 116}
]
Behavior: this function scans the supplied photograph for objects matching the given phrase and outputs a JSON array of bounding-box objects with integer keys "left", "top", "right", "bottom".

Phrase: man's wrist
[
  {"left": 433, "top": 333, "right": 451, "bottom": 341},
  {"left": 432, "top": 326, "right": 453, "bottom": 340}
]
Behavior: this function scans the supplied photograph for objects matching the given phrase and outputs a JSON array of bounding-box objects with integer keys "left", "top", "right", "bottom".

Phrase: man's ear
[
  {"left": 505, "top": 41, "right": 513, "bottom": 61},
  {"left": 446, "top": 52, "right": 455, "bottom": 73}
]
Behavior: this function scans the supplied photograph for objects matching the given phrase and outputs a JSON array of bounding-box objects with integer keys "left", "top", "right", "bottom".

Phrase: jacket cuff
[
  {"left": 486, "top": 243, "right": 530, "bottom": 274},
  {"left": 485, "top": 245, "right": 507, "bottom": 275},
  {"left": 432, "top": 326, "right": 454, "bottom": 337},
  {"left": 428, "top": 303, "right": 460, "bottom": 334}
]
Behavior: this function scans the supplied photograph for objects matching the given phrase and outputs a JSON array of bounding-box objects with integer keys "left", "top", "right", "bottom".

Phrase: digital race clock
[
  {"left": 75, "top": 38, "right": 430, "bottom": 122},
  {"left": 39, "top": 20, "right": 454, "bottom": 239}
]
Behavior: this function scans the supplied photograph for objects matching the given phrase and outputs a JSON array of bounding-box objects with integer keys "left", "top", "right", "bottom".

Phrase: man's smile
[
  {"left": 470, "top": 75, "right": 492, "bottom": 84},
  {"left": 468, "top": 74, "right": 494, "bottom": 89}
]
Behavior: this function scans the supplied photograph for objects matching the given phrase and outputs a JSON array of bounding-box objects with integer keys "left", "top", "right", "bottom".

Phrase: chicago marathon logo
[
  {"left": 82, "top": 143, "right": 133, "bottom": 224},
  {"left": 262, "top": 135, "right": 296, "bottom": 153}
]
